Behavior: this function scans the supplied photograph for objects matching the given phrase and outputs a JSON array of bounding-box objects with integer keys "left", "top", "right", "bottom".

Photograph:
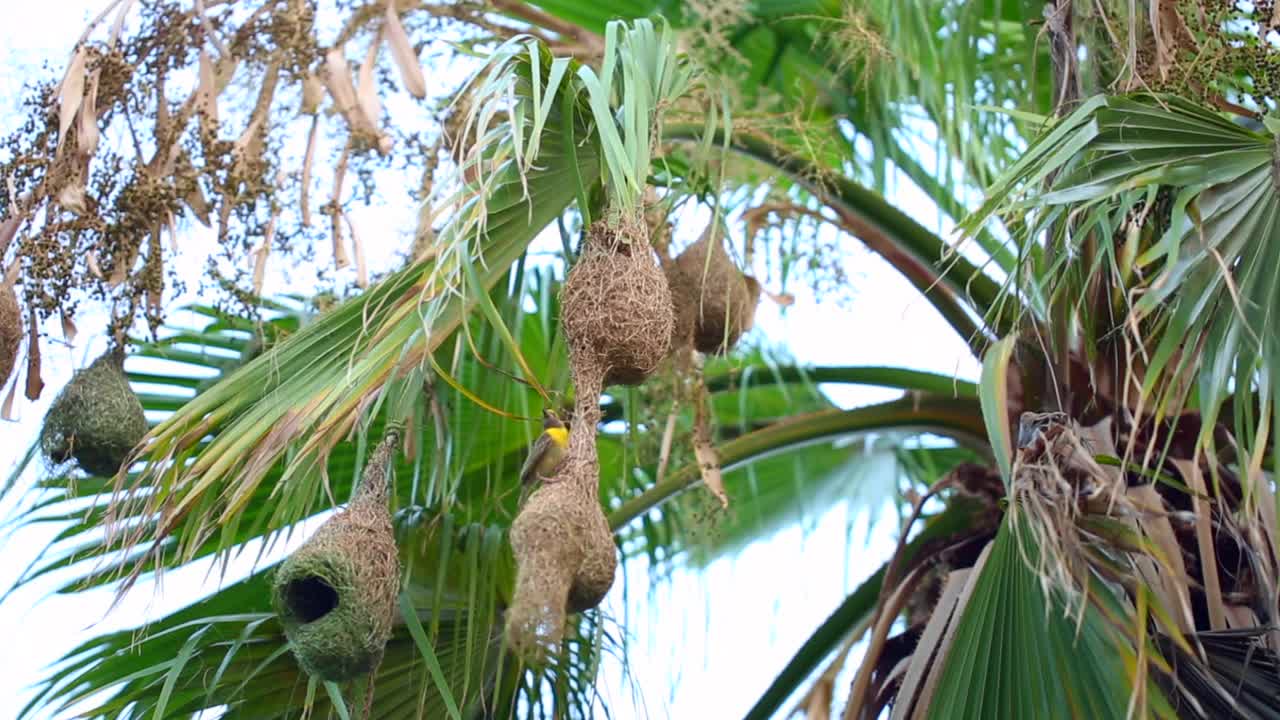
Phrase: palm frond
[
  {"left": 964, "top": 94, "right": 1278, "bottom": 463},
  {"left": 743, "top": 495, "right": 995, "bottom": 720},
  {"left": 920, "top": 519, "right": 1169, "bottom": 719}
]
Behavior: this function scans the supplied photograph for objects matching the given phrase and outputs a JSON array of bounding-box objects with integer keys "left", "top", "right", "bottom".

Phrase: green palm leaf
[
  {"left": 965, "top": 93, "right": 1280, "bottom": 461},
  {"left": 923, "top": 519, "right": 1172, "bottom": 719}
]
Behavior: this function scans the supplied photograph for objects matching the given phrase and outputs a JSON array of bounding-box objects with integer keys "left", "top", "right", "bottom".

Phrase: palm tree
[{"left": 3, "top": 0, "right": 1279, "bottom": 718}]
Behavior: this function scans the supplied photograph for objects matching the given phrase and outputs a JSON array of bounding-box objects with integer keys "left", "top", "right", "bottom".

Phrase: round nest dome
[
  {"left": 273, "top": 432, "right": 401, "bottom": 682},
  {"left": 40, "top": 348, "right": 148, "bottom": 476},
  {"left": 560, "top": 216, "right": 674, "bottom": 387},
  {"left": 0, "top": 281, "right": 18, "bottom": 388},
  {"left": 668, "top": 225, "right": 760, "bottom": 355}
]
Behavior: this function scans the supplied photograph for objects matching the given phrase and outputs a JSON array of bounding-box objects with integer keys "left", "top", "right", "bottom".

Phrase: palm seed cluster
[{"left": 1117, "top": 0, "right": 1280, "bottom": 113}]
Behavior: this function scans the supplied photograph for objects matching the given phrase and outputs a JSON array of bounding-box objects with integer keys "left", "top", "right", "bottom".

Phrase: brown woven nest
[
  {"left": 561, "top": 215, "right": 674, "bottom": 387},
  {"left": 40, "top": 347, "right": 147, "bottom": 477},
  {"left": 272, "top": 430, "right": 402, "bottom": 682},
  {"left": 668, "top": 223, "right": 761, "bottom": 355},
  {"left": 0, "top": 280, "right": 18, "bottom": 388},
  {"left": 505, "top": 365, "right": 617, "bottom": 660}
]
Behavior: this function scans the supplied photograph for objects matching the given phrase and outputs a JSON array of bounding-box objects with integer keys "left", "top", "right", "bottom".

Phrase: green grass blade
[
  {"left": 151, "top": 626, "right": 209, "bottom": 719},
  {"left": 323, "top": 681, "right": 351, "bottom": 720},
  {"left": 399, "top": 592, "right": 463, "bottom": 720}
]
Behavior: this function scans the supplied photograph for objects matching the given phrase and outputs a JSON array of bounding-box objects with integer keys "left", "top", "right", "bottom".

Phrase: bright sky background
[{"left": 0, "top": 4, "right": 980, "bottom": 719}]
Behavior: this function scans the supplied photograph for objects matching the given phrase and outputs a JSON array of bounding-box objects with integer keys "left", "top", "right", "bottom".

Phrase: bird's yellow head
[
  {"left": 541, "top": 409, "right": 569, "bottom": 447},
  {"left": 545, "top": 426, "right": 569, "bottom": 447}
]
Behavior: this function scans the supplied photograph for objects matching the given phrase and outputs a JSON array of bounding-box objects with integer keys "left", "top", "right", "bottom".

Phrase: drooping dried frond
[{"left": 1005, "top": 418, "right": 1117, "bottom": 611}]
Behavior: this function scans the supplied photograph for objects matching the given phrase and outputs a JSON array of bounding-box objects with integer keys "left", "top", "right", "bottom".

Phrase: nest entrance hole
[{"left": 284, "top": 576, "right": 340, "bottom": 624}]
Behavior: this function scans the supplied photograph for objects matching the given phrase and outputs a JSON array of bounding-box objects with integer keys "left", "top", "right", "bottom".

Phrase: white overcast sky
[{"left": 0, "top": 3, "right": 980, "bottom": 718}]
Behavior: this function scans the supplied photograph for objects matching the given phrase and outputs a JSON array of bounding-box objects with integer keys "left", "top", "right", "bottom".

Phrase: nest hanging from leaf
[
  {"left": 668, "top": 223, "right": 761, "bottom": 355},
  {"left": 560, "top": 215, "right": 674, "bottom": 386},
  {"left": 273, "top": 430, "right": 402, "bottom": 683},
  {"left": 0, "top": 281, "right": 18, "bottom": 387},
  {"left": 40, "top": 347, "right": 147, "bottom": 476},
  {"left": 506, "top": 363, "right": 617, "bottom": 660}
]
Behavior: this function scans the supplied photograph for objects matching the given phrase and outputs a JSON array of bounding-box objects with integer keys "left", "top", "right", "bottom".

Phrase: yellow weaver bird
[{"left": 520, "top": 409, "right": 569, "bottom": 486}]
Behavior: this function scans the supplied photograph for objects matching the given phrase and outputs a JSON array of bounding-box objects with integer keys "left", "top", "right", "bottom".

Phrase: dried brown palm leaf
[
  {"left": 24, "top": 309, "right": 42, "bottom": 400},
  {"left": 345, "top": 212, "right": 367, "bottom": 288},
  {"left": 891, "top": 568, "right": 974, "bottom": 720},
  {"left": 356, "top": 33, "right": 382, "bottom": 132},
  {"left": 56, "top": 46, "right": 88, "bottom": 153},
  {"left": 299, "top": 116, "right": 319, "bottom": 227},
  {"left": 196, "top": 49, "right": 219, "bottom": 138},
  {"left": 300, "top": 72, "right": 325, "bottom": 115},
  {"left": 383, "top": 3, "right": 426, "bottom": 99},
  {"left": 77, "top": 70, "right": 101, "bottom": 159},
  {"left": 0, "top": 217, "right": 19, "bottom": 258}
]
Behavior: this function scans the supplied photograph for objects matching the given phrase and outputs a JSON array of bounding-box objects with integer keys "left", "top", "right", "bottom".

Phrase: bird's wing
[{"left": 520, "top": 434, "right": 549, "bottom": 485}]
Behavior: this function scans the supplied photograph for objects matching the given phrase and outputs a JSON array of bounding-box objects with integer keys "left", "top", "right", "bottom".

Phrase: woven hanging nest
[
  {"left": 506, "top": 365, "right": 617, "bottom": 660},
  {"left": 668, "top": 222, "right": 761, "bottom": 355},
  {"left": 273, "top": 430, "right": 402, "bottom": 683},
  {"left": 0, "top": 280, "right": 18, "bottom": 388},
  {"left": 40, "top": 347, "right": 147, "bottom": 476},
  {"left": 560, "top": 215, "right": 674, "bottom": 387}
]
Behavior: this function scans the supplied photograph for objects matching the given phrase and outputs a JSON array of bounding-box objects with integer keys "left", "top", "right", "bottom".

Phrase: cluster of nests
[
  {"left": 506, "top": 208, "right": 761, "bottom": 659},
  {"left": 263, "top": 206, "right": 764, "bottom": 681},
  {"left": 4, "top": 206, "right": 756, "bottom": 682},
  {"left": 262, "top": 206, "right": 763, "bottom": 675},
  {"left": 3, "top": 200, "right": 760, "bottom": 681}
]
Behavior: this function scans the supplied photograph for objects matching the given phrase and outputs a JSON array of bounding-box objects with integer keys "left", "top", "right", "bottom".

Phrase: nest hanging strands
[
  {"left": 560, "top": 214, "right": 675, "bottom": 386},
  {"left": 273, "top": 429, "right": 402, "bottom": 683},
  {"left": 506, "top": 363, "right": 618, "bottom": 660},
  {"left": 0, "top": 279, "right": 18, "bottom": 387},
  {"left": 40, "top": 346, "right": 147, "bottom": 476},
  {"left": 668, "top": 221, "right": 761, "bottom": 355}
]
